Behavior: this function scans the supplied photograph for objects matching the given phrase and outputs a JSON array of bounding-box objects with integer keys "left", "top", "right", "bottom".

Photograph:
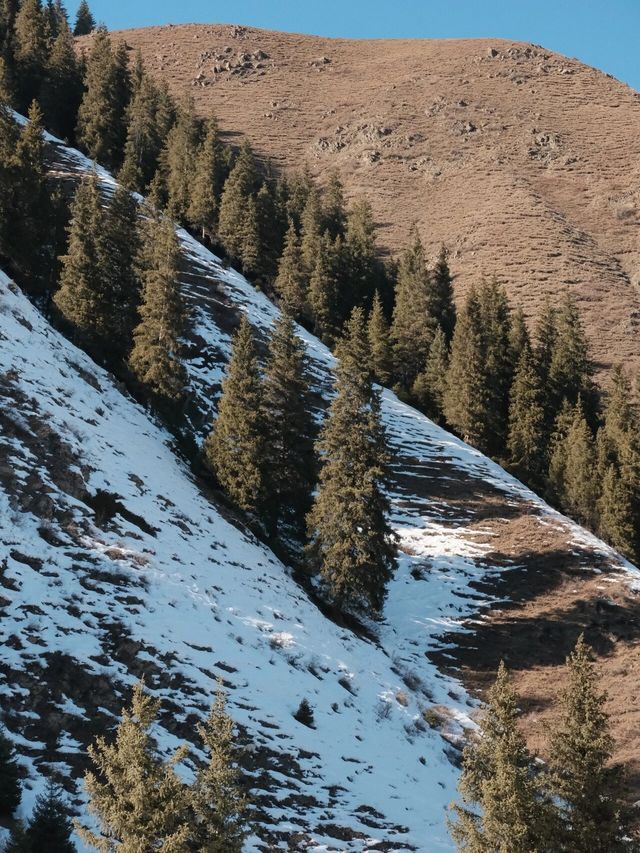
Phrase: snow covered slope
[{"left": 1, "top": 130, "right": 637, "bottom": 852}]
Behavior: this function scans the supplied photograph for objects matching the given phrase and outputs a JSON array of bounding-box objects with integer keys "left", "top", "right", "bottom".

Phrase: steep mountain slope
[
  {"left": 1, "top": 129, "right": 639, "bottom": 851},
  {"left": 97, "top": 25, "right": 640, "bottom": 378}
]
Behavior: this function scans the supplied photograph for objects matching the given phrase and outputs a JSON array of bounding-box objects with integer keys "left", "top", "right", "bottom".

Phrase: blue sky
[{"left": 66, "top": 0, "right": 639, "bottom": 92}]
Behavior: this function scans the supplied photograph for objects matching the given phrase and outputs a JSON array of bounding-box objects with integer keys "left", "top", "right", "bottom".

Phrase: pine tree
[
  {"left": 444, "top": 287, "right": 488, "bottom": 449},
  {"left": 548, "top": 294, "right": 594, "bottom": 415},
  {"left": 129, "top": 211, "right": 187, "bottom": 403},
  {"left": 343, "top": 197, "right": 379, "bottom": 316},
  {"left": 391, "top": 231, "right": 436, "bottom": 388},
  {"left": 160, "top": 100, "right": 200, "bottom": 223},
  {"left": 217, "top": 140, "right": 259, "bottom": 263},
  {"left": 412, "top": 326, "right": 449, "bottom": 422},
  {"left": 103, "top": 184, "right": 140, "bottom": 348},
  {"left": 322, "top": 170, "right": 346, "bottom": 239},
  {"left": 507, "top": 344, "right": 546, "bottom": 488},
  {"left": 307, "top": 308, "right": 397, "bottom": 613},
  {"left": 13, "top": 0, "right": 49, "bottom": 112},
  {"left": 76, "top": 681, "right": 191, "bottom": 851},
  {"left": 76, "top": 27, "right": 131, "bottom": 171},
  {"left": 261, "top": 313, "right": 316, "bottom": 541},
  {"left": 22, "top": 780, "right": 75, "bottom": 853},
  {"left": 449, "top": 662, "right": 552, "bottom": 852},
  {"left": 509, "top": 308, "right": 529, "bottom": 368},
  {"left": 40, "top": 15, "right": 82, "bottom": 141},
  {"left": 204, "top": 316, "right": 264, "bottom": 515},
  {"left": 54, "top": 172, "right": 107, "bottom": 338},
  {"left": 274, "top": 219, "right": 306, "bottom": 319},
  {"left": 596, "top": 366, "right": 640, "bottom": 560},
  {"left": 546, "top": 636, "right": 630, "bottom": 852},
  {"left": 477, "top": 278, "right": 513, "bottom": 457},
  {"left": 187, "top": 117, "right": 225, "bottom": 240},
  {"left": 0, "top": 727, "right": 20, "bottom": 817},
  {"left": 189, "top": 684, "right": 248, "bottom": 853},
  {"left": 253, "top": 180, "right": 282, "bottom": 279},
  {"left": 299, "top": 186, "right": 323, "bottom": 279},
  {"left": 308, "top": 232, "right": 339, "bottom": 345},
  {"left": 367, "top": 291, "right": 392, "bottom": 386},
  {"left": 430, "top": 246, "right": 456, "bottom": 341},
  {"left": 73, "top": 0, "right": 94, "bottom": 36},
  {"left": 239, "top": 193, "right": 260, "bottom": 277},
  {"left": 548, "top": 399, "right": 598, "bottom": 526},
  {"left": 119, "top": 63, "right": 175, "bottom": 194}
]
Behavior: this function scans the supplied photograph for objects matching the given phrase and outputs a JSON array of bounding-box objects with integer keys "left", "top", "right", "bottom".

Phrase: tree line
[
  {"left": 450, "top": 636, "right": 635, "bottom": 851},
  {"left": 0, "top": 682, "right": 248, "bottom": 852}
]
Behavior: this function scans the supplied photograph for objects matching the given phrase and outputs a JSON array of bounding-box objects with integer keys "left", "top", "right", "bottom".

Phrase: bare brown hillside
[{"left": 86, "top": 23, "right": 640, "bottom": 377}]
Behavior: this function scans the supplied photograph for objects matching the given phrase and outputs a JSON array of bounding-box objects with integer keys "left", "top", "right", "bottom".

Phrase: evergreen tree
[
  {"left": 548, "top": 399, "right": 598, "bottom": 526},
  {"left": 412, "top": 326, "right": 449, "bottom": 422},
  {"left": 343, "top": 197, "right": 379, "bottom": 315},
  {"left": 509, "top": 308, "right": 529, "bottom": 368},
  {"left": 217, "top": 140, "right": 259, "bottom": 263},
  {"left": 307, "top": 308, "right": 397, "bottom": 613},
  {"left": 308, "top": 232, "right": 339, "bottom": 345},
  {"left": 430, "top": 246, "right": 456, "bottom": 341},
  {"left": 189, "top": 685, "right": 248, "bottom": 853},
  {"left": 546, "top": 636, "right": 630, "bottom": 852},
  {"left": 253, "top": 180, "right": 282, "bottom": 279},
  {"left": 299, "top": 186, "right": 323, "bottom": 279},
  {"left": 0, "top": 727, "right": 20, "bottom": 817},
  {"left": 40, "top": 15, "right": 82, "bottom": 141},
  {"left": 274, "top": 219, "right": 306, "bottom": 319},
  {"left": 54, "top": 172, "right": 107, "bottom": 339},
  {"left": 204, "top": 316, "right": 264, "bottom": 515},
  {"left": 507, "top": 344, "right": 546, "bottom": 488},
  {"left": 322, "top": 170, "right": 346, "bottom": 239},
  {"left": 161, "top": 100, "right": 200, "bottom": 223},
  {"left": 391, "top": 231, "right": 435, "bottom": 388},
  {"left": 120, "top": 63, "right": 175, "bottom": 194},
  {"left": 444, "top": 287, "right": 487, "bottom": 449},
  {"left": 73, "top": 0, "right": 94, "bottom": 36},
  {"left": 13, "top": 0, "right": 49, "bottom": 112},
  {"left": 535, "top": 298, "right": 557, "bottom": 385},
  {"left": 239, "top": 193, "right": 260, "bottom": 277},
  {"left": 477, "top": 278, "right": 512, "bottom": 457},
  {"left": 596, "top": 366, "right": 640, "bottom": 561},
  {"left": 129, "top": 211, "right": 187, "bottom": 402},
  {"left": 76, "top": 681, "right": 191, "bottom": 852},
  {"left": 449, "top": 662, "right": 552, "bottom": 852},
  {"left": 103, "top": 184, "right": 140, "bottom": 348},
  {"left": 22, "top": 780, "right": 75, "bottom": 853},
  {"left": 187, "top": 117, "right": 225, "bottom": 240},
  {"left": 548, "top": 294, "right": 594, "bottom": 415},
  {"left": 367, "top": 291, "right": 392, "bottom": 386},
  {"left": 76, "top": 27, "right": 131, "bottom": 171},
  {"left": 261, "top": 313, "right": 316, "bottom": 541}
]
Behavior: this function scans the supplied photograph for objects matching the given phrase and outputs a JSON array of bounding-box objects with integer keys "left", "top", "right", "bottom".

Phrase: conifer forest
[{"left": 0, "top": 1, "right": 638, "bottom": 851}]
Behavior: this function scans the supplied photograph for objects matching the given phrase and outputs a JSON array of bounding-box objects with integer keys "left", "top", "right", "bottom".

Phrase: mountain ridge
[{"left": 93, "top": 23, "right": 640, "bottom": 378}]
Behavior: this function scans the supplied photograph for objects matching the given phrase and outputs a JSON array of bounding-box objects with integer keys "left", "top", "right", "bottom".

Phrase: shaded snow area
[{"left": 1, "top": 131, "right": 638, "bottom": 852}]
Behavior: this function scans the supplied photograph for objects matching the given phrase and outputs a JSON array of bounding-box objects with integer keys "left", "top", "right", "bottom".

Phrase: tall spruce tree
[
  {"left": 430, "top": 246, "right": 456, "bottom": 341},
  {"left": 0, "top": 727, "right": 20, "bottom": 817},
  {"left": 53, "top": 172, "right": 107, "bottom": 338},
  {"left": 412, "top": 326, "right": 449, "bottom": 423},
  {"left": 449, "top": 662, "right": 552, "bottom": 852},
  {"left": 308, "top": 231, "right": 339, "bottom": 345},
  {"left": 21, "top": 780, "right": 75, "bottom": 853},
  {"left": 13, "top": 0, "right": 49, "bottom": 112},
  {"left": 103, "top": 185, "right": 140, "bottom": 348},
  {"left": 477, "top": 278, "right": 512, "bottom": 457},
  {"left": 187, "top": 117, "right": 226, "bottom": 240},
  {"left": 217, "top": 140, "right": 260, "bottom": 263},
  {"left": 507, "top": 344, "right": 546, "bottom": 488},
  {"left": 274, "top": 219, "right": 306, "bottom": 319},
  {"left": 548, "top": 399, "right": 598, "bottom": 527},
  {"left": 204, "top": 316, "right": 264, "bottom": 515},
  {"left": 77, "top": 682, "right": 190, "bottom": 851},
  {"left": 509, "top": 308, "right": 529, "bottom": 368},
  {"left": 546, "top": 636, "right": 630, "bottom": 852},
  {"left": 73, "top": 0, "right": 94, "bottom": 36},
  {"left": 189, "top": 685, "right": 248, "bottom": 853},
  {"left": 343, "top": 197, "right": 379, "bottom": 316},
  {"left": 40, "top": 15, "right": 82, "bottom": 141},
  {"left": 444, "top": 287, "right": 488, "bottom": 449},
  {"left": 129, "top": 211, "right": 187, "bottom": 403},
  {"left": 548, "top": 294, "right": 594, "bottom": 416},
  {"left": 160, "top": 100, "right": 200, "bottom": 223},
  {"left": 322, "top": 170, "right": 346, "bottom": 239},
  {"left": 391, "top": 231, "right": 436, "bottom": 388},
  {"left": 261, "top": 313, "right": 316, "bottom": 541},
  {"left": 307, "top": 308, "right": 397, "bottom": 613},
  {"left": 76, "top": 27, "right": 131, "bottom": 171},
  {"left": 367, "top": 291, "right": 393, "bottom": 386}
]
